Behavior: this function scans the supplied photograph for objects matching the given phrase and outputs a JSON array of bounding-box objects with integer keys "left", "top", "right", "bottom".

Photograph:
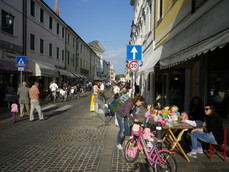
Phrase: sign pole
[
  {"left": 20, "top": 71, "right": 23, "bottom": 86},
  {"left": 132, "top": 71, "right": 136, "bottom": 97}
]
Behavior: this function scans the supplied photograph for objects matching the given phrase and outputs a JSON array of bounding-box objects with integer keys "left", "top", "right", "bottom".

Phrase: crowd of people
[
  {"left": 7, "top": 79, "right": 89, "bottom": 123},
  {"left": 6, "top": 79, "right": 225, "bottom": 161}
]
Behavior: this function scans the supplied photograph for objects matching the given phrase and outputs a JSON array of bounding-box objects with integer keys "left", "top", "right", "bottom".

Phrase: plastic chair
[{"left": 209, "top": 128, "right": 227, "bottom": 161}]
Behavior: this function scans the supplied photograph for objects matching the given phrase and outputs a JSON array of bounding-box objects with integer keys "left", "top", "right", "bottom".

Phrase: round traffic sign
[{"left": 128, "top": 61, "right": 139, "bottom": 71}]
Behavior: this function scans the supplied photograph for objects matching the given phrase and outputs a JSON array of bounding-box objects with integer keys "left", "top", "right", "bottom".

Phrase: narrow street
[{"left": 0, "top": 91, "right": 229, "bottom": 172}]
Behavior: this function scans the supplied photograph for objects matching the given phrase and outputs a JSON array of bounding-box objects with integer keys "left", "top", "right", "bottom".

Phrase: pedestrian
[
  {"left": 93, "top": 82, "right": 100, "bottom": 95},
  {"left": 11, "top": 99, "right": 18, "bottom": 123},
  {"left": 17, "top": 81, "right": 30, "bottom": 117},
  {"left": 116, "top": 94, "right": 144, "bottom": 150},
  {"left": 76, "top": 83, "right": 81, "bottom": 99},
  {"left": 134, "top": 82, "right": 140, "bottom": 96},
  {"left": 187, "top": 104, "right": 224, "bottom": 158},
  {"left": 29, "top": 81, "right": 45, "bottom": 121},
  {"left": 49, "top": 80, "right": 58, "bottom": 102},
  {"left": 100, "top": 81, "right": 105, "bottom": 92}
]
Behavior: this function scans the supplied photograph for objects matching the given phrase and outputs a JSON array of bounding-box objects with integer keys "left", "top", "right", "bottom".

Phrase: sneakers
[
  {"left": 196, "top": 149, "right": 203, "bottom": 154},
  {"left": 187, "top": 152, "right": 197, "bottom": 158},
  {"left": 117, "top": 144, "right": 123, "bottom": 150}
]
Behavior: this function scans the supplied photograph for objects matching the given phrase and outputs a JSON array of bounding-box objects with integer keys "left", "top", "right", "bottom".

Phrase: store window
[{"left": 207, "top": 45, "right": 229, "bottom": 119}]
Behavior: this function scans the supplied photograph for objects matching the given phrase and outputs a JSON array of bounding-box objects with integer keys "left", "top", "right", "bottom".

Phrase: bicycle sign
[{"left": 128, "top": 61, "right": 139, "bottom": 71}]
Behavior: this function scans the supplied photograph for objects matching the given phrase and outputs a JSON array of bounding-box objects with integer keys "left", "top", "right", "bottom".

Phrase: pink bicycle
[{"left": 124, "top": 122, "right": 177, "bottom": 172}]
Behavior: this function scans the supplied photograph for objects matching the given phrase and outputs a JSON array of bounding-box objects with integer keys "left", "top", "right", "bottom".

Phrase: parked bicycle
[
  {"left": 44, "top": 91, "right": 52, "bottom": 104},
  {"left": 124, "top": 121, "right": 177, "bottom": 172}
]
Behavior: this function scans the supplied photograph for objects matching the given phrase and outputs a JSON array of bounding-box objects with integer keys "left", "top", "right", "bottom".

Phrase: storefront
[{"left": 0, "top": 60, "right": 32, "bottom": 108}]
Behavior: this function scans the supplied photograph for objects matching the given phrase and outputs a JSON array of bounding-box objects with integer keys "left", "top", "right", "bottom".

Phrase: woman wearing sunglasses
[{"left": 187, "top": 104, "right": 224, "bottom": 158}]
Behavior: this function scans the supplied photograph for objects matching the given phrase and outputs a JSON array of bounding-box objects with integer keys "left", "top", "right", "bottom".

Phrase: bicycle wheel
[
  {"left": 153, "top": 151, "right": 177, "bottom": 172},
  {"left": 123, "top": 139, "right": 139, "bottom": 163}
]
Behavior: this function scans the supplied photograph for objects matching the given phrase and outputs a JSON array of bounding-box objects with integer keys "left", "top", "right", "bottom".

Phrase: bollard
[{"left": 156, "top": 122, "right": 162, "bottom": 150}]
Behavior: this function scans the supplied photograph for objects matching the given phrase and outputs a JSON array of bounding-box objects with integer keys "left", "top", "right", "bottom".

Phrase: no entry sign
[{"left": 128, "top": 61, "right": 139, "bottom": 71}]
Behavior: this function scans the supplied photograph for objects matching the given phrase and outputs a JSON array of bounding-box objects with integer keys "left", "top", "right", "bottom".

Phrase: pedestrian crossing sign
[{"left": 16, "top": 56, "right": 27, "bottom": 67}]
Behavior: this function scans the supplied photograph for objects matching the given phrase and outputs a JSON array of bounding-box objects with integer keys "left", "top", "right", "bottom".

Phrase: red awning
[{"left": 0, "top": 61, "right": 32, "bottom": 74}]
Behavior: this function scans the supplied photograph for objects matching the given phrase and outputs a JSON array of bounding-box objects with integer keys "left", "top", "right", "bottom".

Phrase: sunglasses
[{"left": 204, "top": 108, "right": 211, "bottom": 111}]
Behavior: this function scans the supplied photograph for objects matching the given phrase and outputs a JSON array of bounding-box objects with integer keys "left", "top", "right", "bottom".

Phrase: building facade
[
  {"left": 0, "top": 0, "right": 111, "bottom": 108},
  {"left": 130, "top": 0, "right": 229, "bottom": 120}
]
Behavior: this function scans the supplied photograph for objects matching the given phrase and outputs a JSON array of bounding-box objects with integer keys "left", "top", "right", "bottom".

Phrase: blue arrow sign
[
  {"left": 127, "top": 45, "right": 142, "bottom": 61},
  {"left": 16, "top": 56, "right": 27, "bottom": 67}
]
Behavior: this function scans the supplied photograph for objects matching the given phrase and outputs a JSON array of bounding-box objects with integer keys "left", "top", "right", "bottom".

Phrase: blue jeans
[
  {"left": 191, "top": 131, "right": 217, "bottom": 152},
  {"left": 116, "top": 111, "right": 131, "bottom": 145}
]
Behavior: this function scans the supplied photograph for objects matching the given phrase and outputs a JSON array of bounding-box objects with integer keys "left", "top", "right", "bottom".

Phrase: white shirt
[
  {"left": 100, "top": 83, "right": 105, "bottom": 91},
  {"left": 113, "top": 86, "right": 120, "bottom": 94},
  {"left": 50, "top": 83, "right": 58, "bottom": 92}
]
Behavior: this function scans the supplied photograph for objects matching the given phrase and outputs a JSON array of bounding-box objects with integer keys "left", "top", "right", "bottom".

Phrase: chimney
[{"left": 54, "top": 0, "right": 60, "bottom": 16}]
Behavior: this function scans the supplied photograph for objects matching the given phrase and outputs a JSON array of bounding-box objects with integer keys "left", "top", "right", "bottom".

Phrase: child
[{"left": 11, "top": 99, "right": 18, "bottom": 123}]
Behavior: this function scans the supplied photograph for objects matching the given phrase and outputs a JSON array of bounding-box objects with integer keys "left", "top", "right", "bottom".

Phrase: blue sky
[{"left": 44, "top": 0, "right": 133, "bottom": 74}]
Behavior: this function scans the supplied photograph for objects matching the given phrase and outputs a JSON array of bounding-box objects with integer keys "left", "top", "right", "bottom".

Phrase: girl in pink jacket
[{"left": 11, "top": 99, "right": 18, "bottom": 123}]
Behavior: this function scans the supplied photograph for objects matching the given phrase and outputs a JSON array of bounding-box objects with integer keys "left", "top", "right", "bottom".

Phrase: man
[
  {"left": 49, "top": 80, "right": 58, "bottom": 102},
  {"left": 17, "top": 81, "right": 30, "bottom": 117},
  {"left": 29, "top": 81, "right": 44, "bottom": 121},
  {"left": 76, "top": 83, "right": 81, "bottom": 99},
  {"left": 100, "top": 81, "right": 105, "bottom": 92}
]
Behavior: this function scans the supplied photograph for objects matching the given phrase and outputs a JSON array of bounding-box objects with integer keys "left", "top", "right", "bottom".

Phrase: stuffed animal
[{"left": 143, "top": 128, "right": 155, "bottom": 141}]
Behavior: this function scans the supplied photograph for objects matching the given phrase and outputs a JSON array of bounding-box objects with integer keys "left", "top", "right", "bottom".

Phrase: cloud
[{"left": 103, "top": 48, "right": 126, "bottom": 74}]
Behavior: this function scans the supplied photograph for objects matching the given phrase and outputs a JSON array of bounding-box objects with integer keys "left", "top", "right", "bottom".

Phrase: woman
[
  {"left": 116, "top": 94, "right": 144, "bottom": 150},
  {"left": 187, "top": 104, "right": 224, "bottom": 158}
]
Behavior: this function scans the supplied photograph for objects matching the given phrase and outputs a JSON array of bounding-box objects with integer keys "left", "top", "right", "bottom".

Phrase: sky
[{"left": 44, "top": 0, "right": 134, "bottom": 74}]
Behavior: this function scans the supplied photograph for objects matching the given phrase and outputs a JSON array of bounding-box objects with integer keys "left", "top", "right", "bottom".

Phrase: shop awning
[
  {"left": 72, "top": 73, "right": 81, "bottom": 78},
  {"left": 29, "top": 60, "right": 58, "bottom": 77},
  {"left": 0, "top": 60, "right": 32, "bottom": 74},
  {"left": 160, "top": 29, "right": 229, "bottom": 69},
  {"left": 137, "top": 46, "right": 162, "bottom": 75},
  {"left": 58, "top": 69, "right": 75, "bottom": 78}
]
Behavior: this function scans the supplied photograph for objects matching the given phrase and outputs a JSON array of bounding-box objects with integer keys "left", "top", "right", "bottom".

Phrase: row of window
[
  {"left": 30, "top": 33, "right": 64, "bottom": 61},
  {"left": 30, "top": 0, "right": 65, "bottom": 38}
]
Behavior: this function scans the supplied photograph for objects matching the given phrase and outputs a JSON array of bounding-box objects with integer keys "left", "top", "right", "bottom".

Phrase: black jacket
[{"left": 205, "top": 113, "right": 224, "bottom": 145}]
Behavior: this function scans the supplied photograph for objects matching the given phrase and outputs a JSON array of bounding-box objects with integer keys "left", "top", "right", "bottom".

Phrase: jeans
[
  {"left": 30, "top": 99, "right": 44, "bottom": 121},
  {"left": 116, "top": 111, "right": 131, "bottom": 145},
  {"left": 191, "top": 131, "right": 217, "bottom": 152}
]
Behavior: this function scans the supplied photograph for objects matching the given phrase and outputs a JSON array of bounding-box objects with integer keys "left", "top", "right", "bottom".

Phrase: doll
[
  {"left": 180, "top": 112, "right": 189, "bottom": 123},
  {"left": 168, "top": 105, "right": 179, "bottom": 121},
  {"left": 143, "top": 128, "right": 158, "bottom": 150},
  {"left": 144, "top": 105, "right": 155, "bottom": 124}
]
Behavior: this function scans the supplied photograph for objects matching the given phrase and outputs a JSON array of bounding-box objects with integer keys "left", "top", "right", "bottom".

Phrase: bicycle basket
[{"left": 132, "top": 124, "right": 141, "bottom": 136}]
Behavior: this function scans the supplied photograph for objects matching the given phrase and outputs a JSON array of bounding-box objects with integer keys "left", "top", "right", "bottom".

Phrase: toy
[
  {"left": 180, "top": 112, "right": 189, "bottom": 123},
  {"left": 161, "top": 106, "right": 170, "bottom": 118},
  {"left": 168, "top": 105, "right": 179, "bottom": 121}
]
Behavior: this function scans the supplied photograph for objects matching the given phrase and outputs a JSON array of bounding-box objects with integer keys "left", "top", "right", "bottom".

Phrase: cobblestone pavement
[{"left": 0, "top": 90, "right": 229, "bottom": 172}]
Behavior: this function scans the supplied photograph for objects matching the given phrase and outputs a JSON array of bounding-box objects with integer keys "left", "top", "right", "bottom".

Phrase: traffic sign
[
  {"left": 16, "top": 56, "right": 27, "bottom": 67},
  {"left": 128, "top": 61, "right": 139, "bottom": 71},
  {"left": 126, "top": 45, "right": 142, "bottom": 61},
  {"left": 138, "top": 60, "right": 143, "bottom": 67}
]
